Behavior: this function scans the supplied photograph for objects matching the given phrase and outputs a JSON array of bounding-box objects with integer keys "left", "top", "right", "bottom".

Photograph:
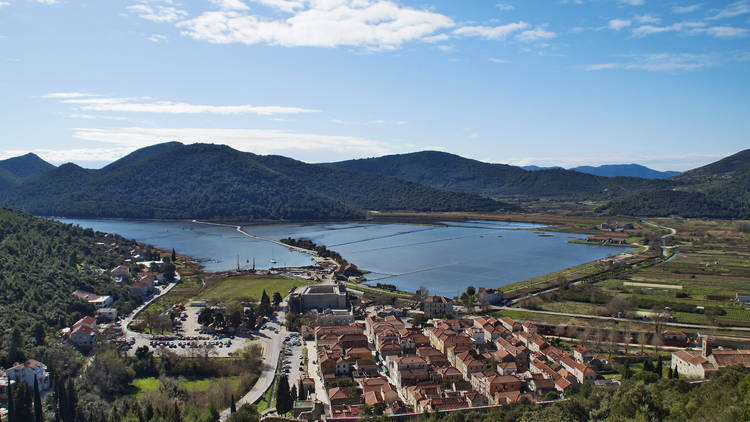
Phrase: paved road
[
  {"left": 219, "top": 304, "right": 287, "bottom": 420},
  {"left": 121, "top": 274, "right": 180, "bottom": 353},
  {"left": 306, "top": 340, "right": 331, "bottom": 415},
  {"left": 501, "top": 306, "right": 750, "bottom": 333}
]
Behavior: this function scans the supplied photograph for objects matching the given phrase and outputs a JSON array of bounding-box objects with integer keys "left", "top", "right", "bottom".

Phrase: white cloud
[
  {"left": 454, "top": 22, "right": 529, "bottom": 40},
  {"left": 0, "top": 2, "right": 10, "bottom": 7},
  {"left": 43, "top": 93, "right": 320, "bottom": 115},
  {"left": 250, "top": 0, "right": 305, "bottom": 13},
  {"left": 211, "top": 0, "right": 250, "bottom": 10},
  {"left": 585, "top": 53, "right": 716, "bottom": 72},
  {"left": 632, "top": 20, "right": 747, "bottom": 38},
  {"left": 40, "top": 92, "right": 103, "bottom": 99},
  {"left": 177, "top": 1, "right": 456, "bottom": 50},
  {"left": 127, "top": 3, "right": 187, "bottom": 23},
  {"left": 618, "top": 0, "right": 644, "bottom": 6},
  {"left": 708, "top": 0, "right": 750, "bottom": 20},
  {"left": 608, "top": 18, "right": 631, "bottom": 30},
  {"left": 36, "top": 0, "right": 58, "bottom": 4},
  {"left": 495, "top": 2, "right": 514, "bottom": 11},
  {"left": 148, "top": 34, "right": 167, "bottom": 42},
  {"left": 517, "top": 27, "right": 556, "bottom": 42},
  {"left": 673, "top": 4, "right": 701, "bottom": 14},
  {"left": 634, "top": 14, "right": 660, "bottom": 24},
  {"left": 583, "top": 63, "right": 617, "bottom": 70},
  {"left": 69, "top": 127, "right": 393, "bottom": 158},
  {"left": 488, "top": 57, "right": 508, "bottom": 63},
  {"left": 702, "top": 26, "right": 748, "bottom": 37}
]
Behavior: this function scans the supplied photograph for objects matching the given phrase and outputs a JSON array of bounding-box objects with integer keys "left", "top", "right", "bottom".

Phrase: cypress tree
[
  {"left": 171, "top": 248, "right": 177, "bottom": 262},
  {"left": 276, "top": 375, "right": 292, "bottom": 415},
  {"left": 656, "top": 357, "right": 663, "bottom": 375},
  {"left": 33, "top": 377, "right": 43, "bottom": 422},
  {"left": 260, "top": 290, "right": 272, "bottom": 317},
  {"left": 230, "top": 395, "right": 236, "bottom": 413},
  {"left": 298, "top": 379, "right": 306, "bottom": 400},
  {"left": 290, "top": 385, "right": 297, "bottom": 405}
]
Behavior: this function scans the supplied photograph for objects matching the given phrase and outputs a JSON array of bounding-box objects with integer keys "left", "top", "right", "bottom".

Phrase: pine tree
[
  {"left": 33, "top": 377, "right": 43, "bottom": 422},
  {"left": 276, "top": 375, "right": 292, "bottom": 415},
  {"left": 171, "top": 248, "right": 177, "bottom": 262},
  {"left": 290, "top": 385, "right": 297, "bottom": 405},
  {"left": 13, "top": 381, "right": 33, "bottom": 422},
  {"left": 298, "top": 379, "right": 306, "bottom": 400},
  {"left": 273, "top": 292, "right": 282, "bottom": 307},
  {"left": 230, "top": 395, "right": 236, "bottom": 413},
  {"left": 674, "top": 370, "right": 679, "bottom": 379}
]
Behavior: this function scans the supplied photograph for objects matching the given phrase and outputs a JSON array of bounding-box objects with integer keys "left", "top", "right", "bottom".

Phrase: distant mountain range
[
  {"left": 0, "top": 145, "right": 747, "bottom": 219},
  {"left": 0, "top": 143, "right": 509, "bottom": 221},
  {"left": 326, "top": 151, "right": 672, "bottom": 200},
  {"left": 522, "top": 163, "right": 680, "bottom": 179}
]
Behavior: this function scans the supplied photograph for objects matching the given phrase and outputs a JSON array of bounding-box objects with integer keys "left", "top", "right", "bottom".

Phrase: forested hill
[
  {"left": 0, "top": 153, "right": 56, "bottom": 191},
  {"left": 0, "top": 208, "right": 143, "bottom": 366},
  {"left": 0, "top": 152, "right": 55, "bottom": 181},
  {"left": 0, "top": 143, "right": 508, "bottom": 220},
  {"left": 252, "top": 154, "right": 513, "bottom": 212},
  {"left": 601, "top": 150, "right": 750, "bottom": 218},
  {"left": 325, "top": 151, "right": 671, "bottom": 200}
]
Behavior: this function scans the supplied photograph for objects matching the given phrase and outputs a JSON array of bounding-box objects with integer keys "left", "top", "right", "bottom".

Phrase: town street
[{"left": 219, "top": 303, "right": 287, "bottom": 420}]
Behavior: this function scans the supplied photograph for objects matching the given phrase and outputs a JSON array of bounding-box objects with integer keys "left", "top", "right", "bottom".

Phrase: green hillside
[
  {"left": 326, "top": 151, "right": 670, "bottom": 199},
  {"left": 0, "top": 167, "right": 19, "bottom": 191},
  {"left": 0, "top": 208, "right": 143, "bottom": 365},
  {"left": 602, "top": 150, "right": 750, "bottom": 218},
  {"left": 253, "top": 154, "right": 512, "bottom": 212},
  {"left": 0, "top": 152, "right": 55, "bottom": 181},
  {"left": 1, "top": 143, "right": 361, "bottom": 221}
]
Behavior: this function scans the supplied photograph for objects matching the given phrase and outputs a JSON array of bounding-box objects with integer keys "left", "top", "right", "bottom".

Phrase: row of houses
[{"left": 312, "top": 313, "right": 605, "bottom": 417}]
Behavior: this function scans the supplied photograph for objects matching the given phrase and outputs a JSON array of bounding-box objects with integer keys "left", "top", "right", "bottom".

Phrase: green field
[
  {"left": 130, "top": 376, "right": 241, "bottom": 396},
  {"left": 196, "top": 276, "right": 307, "bottom": 303}
]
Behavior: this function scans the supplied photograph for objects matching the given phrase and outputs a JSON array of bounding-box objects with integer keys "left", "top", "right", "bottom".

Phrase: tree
[
  {"left": 12, "top": 380, "right": 33, "bottom": 422},
  {"left": 8, "top": 326, "right": 25, "bottom": 363},
  {"left": 198, "top": 308, "right": 215, "bottom": 326},
  {"left": 171, "top": 248, "right": 177, "bottom": 262},
  {"left": 244, "top": 307, "right": 256, "bottom": 330},
  {"left": 606, "top": 295, "right": 633, "bottom": 317},
  {"left": 276, "top": 375, "right": 292, "bottom": 415},
  {"left": 272, "top": 292, "right": 283, "bottom": 307},
  {"left": 259, "top": 290, "right": 272, "bottom": 317},
  {"left": 162, "top": 262, "right": 176, "bottom": 282},
  {"left": 231, "top": 395, "right": 236, "bottom": 413},
  {"left": 290, "top": 385, "right": 298, "bottom": 405},
  {"left": 227, "top": 302, "right": 244, "bottom": 328},
  {"left": 656, "top": 356, "right": 663, "bottom": 376},
  {"left": 298, "top": 379, "right": 306, "bottom": 400},
  {"left": 411, "top": 313, "right": 428, "bottom": 328},
  {"left": 31, "top": 321, "right": 45, "bottom": 346},
  {"left": 466, "top": 286, "right": 475, "bottom": 296},
  {"left": 33, "top": 377, "right": 43, "bottom": 422}
]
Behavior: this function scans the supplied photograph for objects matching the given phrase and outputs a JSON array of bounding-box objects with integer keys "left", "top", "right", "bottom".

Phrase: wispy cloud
[
  {"left": 584, "top": 52, "right": 716, "bottom": 72},
  {"left": 608, "top": 18, "right": 631, "bottom": 30},
  {"left": 673, "top": 4, "right": 701, "bottom": 14},
  {"left": 495, "top": 2, "right": 514, "bottom": 11},
  {"left": 148, "top": 34, "right": 167, "bottom": 42},
  {"left": 40, "top": 92, "right": 103, "bottom": 99},
  {"left": 67, "top": 127, "right": 393, "bottom": 160},
  {"left": 632, "top": 20, "right": 747, "bottom": 38},
  {"left": 127, "top": 2, "right": 187, "bottom": 23},
  {"left": 488, "top": 57, "right": 508, "bottom": 63},
  {"left": 517, "top": 27, "right": 556, "bottom": 42},
  {"left": 618, "top": 0, "right": 645, "bottom": 6},
  {"left": 210, "top": 0, "right": 250, "bottom": 11},
  {"left": 42, "top": 93, "right": 320, "bottom": 116},
  {"left": 454, "top": 22, "right": 529, "bottom": 40},
  {"left": 708, "top": 0, "right": 750, "bottom": 20}
]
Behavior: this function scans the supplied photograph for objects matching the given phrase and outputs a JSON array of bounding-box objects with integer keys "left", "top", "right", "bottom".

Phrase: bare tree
[{"left": 606, "top": 295, "right": 633, "bottom": 317}]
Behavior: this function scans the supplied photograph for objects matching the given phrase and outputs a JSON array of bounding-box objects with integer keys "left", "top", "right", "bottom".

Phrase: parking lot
[{"left": 280, "top": 332, "right": 305, "bottom": 389}]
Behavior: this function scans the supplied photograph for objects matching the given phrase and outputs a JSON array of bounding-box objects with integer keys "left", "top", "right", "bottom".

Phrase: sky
[{"left": 0, "top": 0, "right": 749, "bottom": 171}]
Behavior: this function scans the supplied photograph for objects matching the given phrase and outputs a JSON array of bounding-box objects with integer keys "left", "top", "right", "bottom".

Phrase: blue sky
[{"left": 1, "top": 0, "right": 748, "bottom": 170}]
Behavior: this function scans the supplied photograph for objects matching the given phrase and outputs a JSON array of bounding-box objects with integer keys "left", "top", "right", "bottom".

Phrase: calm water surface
[{"left": 59, "top": 218, "right": 627, "bottom": 297}]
